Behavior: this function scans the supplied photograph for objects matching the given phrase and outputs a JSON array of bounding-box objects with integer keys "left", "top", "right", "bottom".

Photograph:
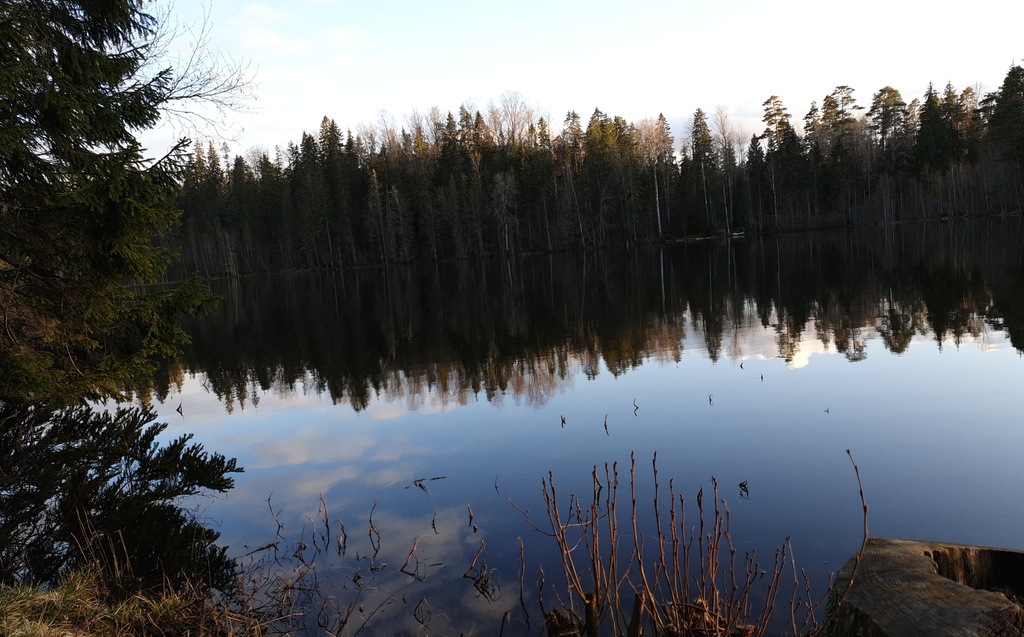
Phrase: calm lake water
[{"left": 147, "top": 220, "right": 1024, "bottom": 635}]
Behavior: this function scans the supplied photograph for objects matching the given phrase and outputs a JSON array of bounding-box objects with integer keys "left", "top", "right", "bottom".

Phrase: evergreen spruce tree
[
  {"left": 915, "top": 83, "right": 957, "bottom": 173},
  {"left": 0, "top": 0, "right": 222, "bottom": 404},
  {"left": 987, "top": 65, "right": 1024, "bottom": 163},
  {"left": 691, "top": 109, "right": 717, "bottom": 230}
]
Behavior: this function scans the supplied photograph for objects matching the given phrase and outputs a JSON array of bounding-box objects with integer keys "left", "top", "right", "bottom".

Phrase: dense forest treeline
[
  {"left": 165, "top": 66, "right": 1024, "bottom": 278},
  {"left": 147, "top": 222, "right": 1024, "bottom": 412}
]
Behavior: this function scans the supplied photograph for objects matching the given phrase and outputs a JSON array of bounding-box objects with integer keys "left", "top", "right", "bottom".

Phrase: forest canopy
[{"left": 169, "top": 68, "right": 1024, "bottom": 278}]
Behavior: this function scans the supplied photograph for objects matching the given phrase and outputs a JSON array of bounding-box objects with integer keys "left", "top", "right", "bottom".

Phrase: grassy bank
[{"left": 0, "top": 569, "right": 262, "bottom": 637}]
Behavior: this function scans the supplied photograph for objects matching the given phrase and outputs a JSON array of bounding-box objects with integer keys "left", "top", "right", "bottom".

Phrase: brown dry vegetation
[{"left": 0, "top": 569, "right": 263, "bottom": 637}]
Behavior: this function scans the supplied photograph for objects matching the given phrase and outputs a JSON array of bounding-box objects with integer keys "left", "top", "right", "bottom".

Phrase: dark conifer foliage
[
  {"left": 987, "top": 66, "right": 1024, "bottom": 163},
  {"left": 0, "top": 0, "right": 221, "bottom": 403},
  {"left": 169, "top": 67, "right": 1024, "bottom": 278}
]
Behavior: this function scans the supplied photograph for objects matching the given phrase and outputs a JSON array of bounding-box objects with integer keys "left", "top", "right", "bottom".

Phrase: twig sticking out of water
[
  {"left": 463, "top": 539, "right": 501, "bottom": 601},
  {"left": 368, "top": 500, "right": 381, "bottom": 566},
  {"left": 337, "top": 515, "right": 348, "bottom": 556},
  {"left": 413, "top": 596, "right": 431, "bottom": 627},
  {"left": 399, "top": 536, "right": 425, "bottom": 580},
  {"left": 518, "top": 537, "right": 531, "bottom": 628},
  {"left": 406, "top": 475, "right": 447, "bottom": 495},
  {"left": 820, "top": 450, "right": 869, "bottom": 626}
]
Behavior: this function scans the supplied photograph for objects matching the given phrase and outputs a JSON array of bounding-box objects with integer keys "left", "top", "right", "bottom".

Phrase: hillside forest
[{"left": 168, "top": 66, "right": 1024, "bottom": 278}]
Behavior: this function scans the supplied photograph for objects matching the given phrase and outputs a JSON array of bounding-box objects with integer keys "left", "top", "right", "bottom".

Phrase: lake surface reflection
[{"left": 148, "top": 221, "right": 1024, "bottom": 634}]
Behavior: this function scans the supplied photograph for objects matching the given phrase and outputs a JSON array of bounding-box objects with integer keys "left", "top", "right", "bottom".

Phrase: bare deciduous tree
[
  {"left": 635, "top": 116, "right": 672, "bottom": 236},
  {"left": 487, "top": 91, "right": 534, "bottom": 150},
  {"left": 142, "top": 2, "right": 256, "bottom": 140},
  {"left": 714, "top": 105, "right": 743, "bottom": 232}
]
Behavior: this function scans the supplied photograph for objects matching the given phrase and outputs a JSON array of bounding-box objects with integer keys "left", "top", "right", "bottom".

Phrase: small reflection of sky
[{"left": 153, "top": 324, "right": 1023, "bottom": 634}]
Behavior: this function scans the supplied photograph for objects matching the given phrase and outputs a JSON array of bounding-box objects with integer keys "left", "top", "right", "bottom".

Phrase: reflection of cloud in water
[
  {"left": 373, "top": 395, "right": 450, "bottom": 419},
  {"left": 365, "top": 403, "right": 408, "bottom": 421},
  {"left": 346, "top": 467, "right": 415, "bottom": 491},
  {"left": 222, "top": 450, "right": 428, "bottom": 511},
  {"left": 370, "top": 437, "right": 430, "bottom": 464},
  {"left": 246, "top": 428, "right": 377, "bottom": 468},
  {"left": 215, "top": 468, "right": 358, "bottom": 520},
  {"left": 264, "top": 466, "right": 360, "bottom": 502},
  {"left": 787, "top": 334, "right": 833, "bottom": 369}
]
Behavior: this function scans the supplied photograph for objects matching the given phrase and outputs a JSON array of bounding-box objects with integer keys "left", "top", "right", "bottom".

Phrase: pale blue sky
[{"left": 146, "top": 0, "right": 1023, "bottom": 156}]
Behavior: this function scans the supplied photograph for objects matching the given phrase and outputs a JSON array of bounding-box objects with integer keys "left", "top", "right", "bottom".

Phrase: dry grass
[
  {"left": 520, "top": 450, "right": 868, "bottom": 637},
  {"left": 0, "top": 508, "right": 267, "bottom": 636},
  {"left": 0, "top": 568, "right": 264, "bottom": 637}
]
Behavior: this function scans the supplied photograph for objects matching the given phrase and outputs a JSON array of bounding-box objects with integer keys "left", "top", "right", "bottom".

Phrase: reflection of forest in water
[{"left": 151, "top": 220, "right": 1024, "bottom": 412}]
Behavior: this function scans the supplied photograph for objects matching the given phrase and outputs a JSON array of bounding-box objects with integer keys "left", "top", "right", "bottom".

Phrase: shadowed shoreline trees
[{"left": 168, "top": 70, "right": 1024, "bottom": 279}]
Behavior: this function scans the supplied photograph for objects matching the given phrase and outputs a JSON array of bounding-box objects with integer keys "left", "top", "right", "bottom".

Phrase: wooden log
[{"left": 823, "top": 538, "right": 1024, "bottom": 637}]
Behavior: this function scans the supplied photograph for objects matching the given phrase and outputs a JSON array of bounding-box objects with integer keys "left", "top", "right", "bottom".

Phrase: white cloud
[
  {"left": 240, "top": 3, "right": 292, "bottom": 23},
  {"left": 325, "top": 26, "right": 367, "bottom": 46},
  {"left": 328, "top": 51, "right": 360, "bottom": 67},
  {"left": 242, "top": 27, "right": 313, "bottom": 54}
]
